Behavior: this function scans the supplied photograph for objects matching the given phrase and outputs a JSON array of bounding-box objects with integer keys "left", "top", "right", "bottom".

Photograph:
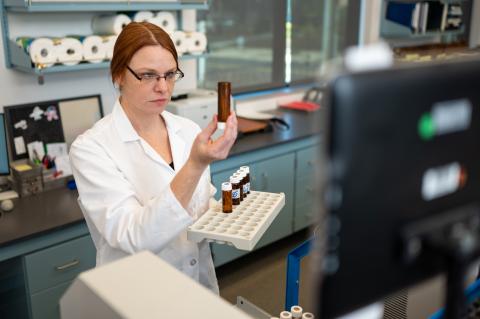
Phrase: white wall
[{"left": 0, "top": 10, "right": 197, "bottom": 114}]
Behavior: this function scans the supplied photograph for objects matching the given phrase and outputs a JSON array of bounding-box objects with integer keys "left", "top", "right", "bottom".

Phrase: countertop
[
  {"left": 0, "top": 108, "right": 324, "bottom": 248},
  {"left": 229, "top": 108, "right": 324, "bottom": 157}
]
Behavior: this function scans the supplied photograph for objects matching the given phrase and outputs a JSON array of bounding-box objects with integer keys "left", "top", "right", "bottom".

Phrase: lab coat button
[{"left": 190, "top": 259, "right": 197, "bottom": 266}]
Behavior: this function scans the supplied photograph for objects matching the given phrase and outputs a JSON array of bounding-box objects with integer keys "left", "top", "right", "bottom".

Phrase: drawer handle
[{"left": 56, "top": 259, "right": 80, "bottom": 271}]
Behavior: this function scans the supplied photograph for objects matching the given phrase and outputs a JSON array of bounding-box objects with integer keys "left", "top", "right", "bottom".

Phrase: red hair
[{"left": 110, "top": 22, "right": 179, "bottom": 84}]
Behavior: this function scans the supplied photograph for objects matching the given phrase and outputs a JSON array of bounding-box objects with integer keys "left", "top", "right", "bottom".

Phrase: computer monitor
[
  {"left": 317, "top": 59, "right": 480, "bottom": 319},
  {"left": 0, "top": 114, "right": 10, "bottom": 175}
]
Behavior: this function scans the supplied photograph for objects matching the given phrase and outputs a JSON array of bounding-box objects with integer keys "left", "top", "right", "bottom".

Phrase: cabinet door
[
  {"left": 24, "top": 235, "right": 95, "bottom": 294},
  {"left": 294, "top": 175, "right": 316, "bottom": 231},
  {"left": 294, "top": 146, "right": 319, "bottom": 231},
  {"left": 30, "top": 281, "right": 71, "bottom": 319},
  {"left": 254, "top": 153, "right": 295, "bottom": 248}
]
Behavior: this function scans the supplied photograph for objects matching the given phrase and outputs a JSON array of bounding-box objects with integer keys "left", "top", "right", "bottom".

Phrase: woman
[{"left": 69, "top": 22, "right": 237, "bottom": 294}]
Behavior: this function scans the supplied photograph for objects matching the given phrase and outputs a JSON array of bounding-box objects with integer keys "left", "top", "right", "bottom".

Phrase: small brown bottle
[
  {"left": 233, "top": 172, "right": 244, "bottom": 201},
  {"left": 222, "top": 182, "right": 232, "bottom": 213},
  {"left": 230, "top": 176, "right": 241, "bottom": 205},
  {"left": 240, "top": 166, "right": 250, "bottom": 195},
  {"left": 237, "top": 170, "right": 247, "bottom": 199},
  {"left": 217, "top": 82, "right": 231, "bottom": 130}
]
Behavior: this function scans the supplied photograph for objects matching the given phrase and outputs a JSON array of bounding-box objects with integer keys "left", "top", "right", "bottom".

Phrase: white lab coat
[{"left": 69, "top": 99, "right": 219, "bottom": 294}]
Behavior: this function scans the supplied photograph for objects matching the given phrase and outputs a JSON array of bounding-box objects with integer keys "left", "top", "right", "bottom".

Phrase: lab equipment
[
  {"left": 217, "top": 82, "right": 231, "bottom": 130},
  {"left": 187, "top": 191, "right": 285, "bottom": 251},
  {"left": 318, "top": 59, "right": 480, "bottom": 319},
  {"left": 240, "top": 166, "right": 251, "bottom": 195},
  {"left": 230, "top": 175, "right": 242, "bottom": 205},
  {"left": 166, "top": 89, "right": 217, "bottom": 129},
  {"left": 222, "top": 182, "right": 233, "bottom": 213},
  {"left": 60, "top": 251, "right": 252, "bottom": 319}
]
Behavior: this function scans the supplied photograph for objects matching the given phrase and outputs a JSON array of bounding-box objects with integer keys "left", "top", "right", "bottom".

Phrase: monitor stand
[{"left": 402, "top": 204, "right": 480, "bottom": 319}]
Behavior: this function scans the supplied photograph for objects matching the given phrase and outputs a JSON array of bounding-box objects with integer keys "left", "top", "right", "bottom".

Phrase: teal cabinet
[
  {"left": 253, "top": 153, "right": 295, "bottom": 248},
  {"left": 210, "top": 136, "right": 320, "bottom": 267},
  {"left": 30, "top": 281, "right": 71, "bottom": 319},
  {"left": 210, "top": 153, "right": 295, "bottom": 266},
  {"left": 24, "top": 235, "right": 96, "bottom": 294},
  {"left": 293, "top": 146, "right": 319, "bottom": 232},
  {"left": 24, "top": 235, "right": 96, "bottom": 319}
]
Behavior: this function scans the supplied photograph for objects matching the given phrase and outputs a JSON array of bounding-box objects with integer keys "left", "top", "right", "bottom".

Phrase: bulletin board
[{"left": 4, "top": 95, "right": 104, "bottom": 161}]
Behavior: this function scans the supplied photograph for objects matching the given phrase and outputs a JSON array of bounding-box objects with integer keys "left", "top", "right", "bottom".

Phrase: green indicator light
[{"left": 418, "top": 113, "right": 435, "bottom": 141}]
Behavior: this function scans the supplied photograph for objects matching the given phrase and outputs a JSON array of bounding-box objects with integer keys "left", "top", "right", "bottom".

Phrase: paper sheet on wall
[
  {"left": 46, "top": 142, "right": 68, "bottom": 158},
  {"left": 14, "top": 136, "right": 26, "bottom": 155},
  {"left": 27, "top": 141, "right": 45, "bottom": 162},
  {"left": 54, "top": 155, "right": 72, "bottom": 177}
]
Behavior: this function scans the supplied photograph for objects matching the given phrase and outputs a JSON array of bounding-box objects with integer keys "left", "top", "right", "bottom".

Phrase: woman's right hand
[{"left": 189, "top": 113, "right": 238, "bottom": 170}]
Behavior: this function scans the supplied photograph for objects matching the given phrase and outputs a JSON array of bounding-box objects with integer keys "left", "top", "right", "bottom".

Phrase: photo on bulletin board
[{"left": 4, "top": 95, "right": 104, "bottom": 161}]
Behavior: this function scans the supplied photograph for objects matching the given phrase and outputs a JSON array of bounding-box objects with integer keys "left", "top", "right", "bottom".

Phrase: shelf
[
  {"left": 380, "top": 0, "right": 468, "bottom": 45},
  {"left": 3, "top": 0, "right": 208, "bottom": 12},
  {"left": 383, "top": 0, "right": 468, "bottom": 3},
  {"left": 7, "top": 37, "right": 207, "bottom": 75}
]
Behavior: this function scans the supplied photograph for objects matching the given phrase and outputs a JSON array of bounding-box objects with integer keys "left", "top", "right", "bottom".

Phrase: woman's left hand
[{"left": 189, "top": 113, "right": 238, "bottom": 169}]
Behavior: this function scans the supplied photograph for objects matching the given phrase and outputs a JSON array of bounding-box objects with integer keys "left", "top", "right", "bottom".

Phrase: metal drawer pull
[{"left": 55, "top": 259, "right": 80, "bottom": 271}]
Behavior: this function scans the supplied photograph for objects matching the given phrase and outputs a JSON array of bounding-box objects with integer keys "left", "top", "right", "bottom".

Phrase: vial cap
[
  {"left": 291, "top": 305, "right": 303, "bottom": 317},
  {"left": 229, "top": 176, "right": 240, "bottom": 183},
  {"left": 222, "top": 182, "right": 232, "bottom": 191},
  {"left": 240, "top": 166, "right": 250, "bottom": 173},
  {"left": 236, "top": 170, "right": 246, "bottom": 178},
  {"left": 302, "top": 313, "right": 314, "bottom": 319},
  {"left": 280, "top": 311, "right": 292, "bottom": 319}
]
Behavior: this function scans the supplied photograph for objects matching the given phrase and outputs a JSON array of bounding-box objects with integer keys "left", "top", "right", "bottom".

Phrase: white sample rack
[{"left": 187, "top": 191, "right": 285, "bottom": 251}]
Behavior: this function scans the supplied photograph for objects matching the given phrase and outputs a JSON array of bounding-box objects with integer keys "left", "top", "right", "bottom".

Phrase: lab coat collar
[
  {"left": 113, "top": 99, "right": 140, "bottom": 142},
  {"left": 162, "top": 111, "right": 186, "bottom": 170},
  {"left": 113, "top": 99, "right": 186, "bottom": 169}
]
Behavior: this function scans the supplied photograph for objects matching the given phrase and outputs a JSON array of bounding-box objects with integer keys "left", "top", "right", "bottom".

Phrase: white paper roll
[
  {"left": 54, "top": 37, "right": 83, "bottom": 66},
  {"left": 81, "top": 35, "right": 106, "bottom": 63},
  {"left": 16, "top": 37, "right": 57, "bottom": 68},
  {"left": 185, "top": 32, "right": 207, "bottom": 55},
  {"left": 154, "top": 11, "right": 177, "bottom": 33},
  {"left": 101, "top": 35, "right": 117, "bottom": 60},
  {"left": 92, "top": 14, "right": 131, "bottom": 35},
  {"left": 128, "top": 11, "right": 154, "bottom": 22},
  {"left": 169, "top": 31, "right": 187, "bottom": 56}
]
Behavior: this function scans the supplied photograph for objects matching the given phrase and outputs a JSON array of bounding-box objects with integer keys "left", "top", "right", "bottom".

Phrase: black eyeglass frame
[{"left": 126, "top": 66, "right": 185, "bottom": 83}]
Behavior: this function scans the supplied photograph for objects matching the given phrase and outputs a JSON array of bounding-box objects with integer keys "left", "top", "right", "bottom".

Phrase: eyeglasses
[{"left": 126, "top": 66, "right": 184, "bottom": 84}]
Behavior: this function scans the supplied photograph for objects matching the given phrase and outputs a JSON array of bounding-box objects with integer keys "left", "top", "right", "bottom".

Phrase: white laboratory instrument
[
  {"left": 60, "top": 251, "right": 253, "bottom": 319},
  {"left": 166, "top": 89, "right": 217, "bottom": 129}
]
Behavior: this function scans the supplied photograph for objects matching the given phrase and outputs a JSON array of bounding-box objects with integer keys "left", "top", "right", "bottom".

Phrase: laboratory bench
[{"left": 0, "top": 108, "right": 324, "bottom": 319}]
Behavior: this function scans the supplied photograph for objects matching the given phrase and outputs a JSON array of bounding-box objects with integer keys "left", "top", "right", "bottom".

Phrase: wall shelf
[
  {"left": 10, "top": 50, "right": 207, "bottom": 76},
  {"left": 3, "top": 0, "right": 207, "bottom": 12},
  {"left": 1, "top": 0, "right": 207, "bottom": 82}
]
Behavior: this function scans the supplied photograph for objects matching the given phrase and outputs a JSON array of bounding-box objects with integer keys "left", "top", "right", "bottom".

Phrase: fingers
[
  {"left": 197, "top": 115, "right": 218, "bottom": 143},
  {"left": 208, "top": 113, "right": 237, "bottom": 158}
]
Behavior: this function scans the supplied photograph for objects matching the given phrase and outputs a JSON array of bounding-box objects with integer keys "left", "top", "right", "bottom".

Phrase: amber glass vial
[
  {"left": 222, "top": 182, "right": 233, "bottom": 213},
  {"left": 240, "top": 166, "right": 250, "bottom": 195},
  {"left": 230, "top": 176, "right": 241, "bottom": 205},
  {"left": 217, "top": 82, "right": 231, "bottom": 130},
  {"left": 233, "top": 172, "right": 245, "bottom": 201},
  {"left": 236, "top": 170, "right": 247, "bottom": 199}
]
